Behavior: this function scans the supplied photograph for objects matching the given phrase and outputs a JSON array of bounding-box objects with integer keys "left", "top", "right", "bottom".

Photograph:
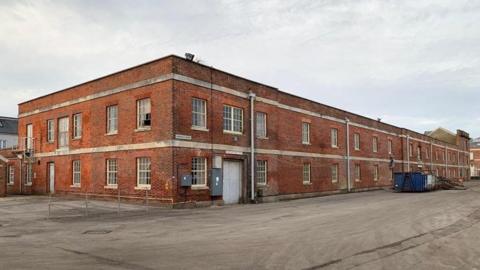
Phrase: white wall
[{"left": 0, "top": 133, "right": 18, "bottom": 149}]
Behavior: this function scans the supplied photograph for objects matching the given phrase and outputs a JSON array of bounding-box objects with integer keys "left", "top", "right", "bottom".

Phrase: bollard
[{"left": 85, "top": 192, "right": 89, "bottom": 217}]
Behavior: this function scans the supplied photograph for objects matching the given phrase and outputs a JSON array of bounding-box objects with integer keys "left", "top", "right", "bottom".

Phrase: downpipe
[
  {"left": 249, "top": 92, "right": 256, "bottom": 202},
  {"left": 345, "top": 118, "right": 351, "bottom": 192}
]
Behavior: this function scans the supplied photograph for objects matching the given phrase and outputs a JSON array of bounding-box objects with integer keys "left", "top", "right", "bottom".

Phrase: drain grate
[{"left": 82, "top": 229, "right": 112, "bottom": 235}]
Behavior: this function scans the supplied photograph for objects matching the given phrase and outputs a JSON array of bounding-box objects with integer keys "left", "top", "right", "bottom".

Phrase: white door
[
  {"left": 223, "top": 161, "right": 242, "bottom": 204},
  {"left": 48, "top": 163, "right": 55, "bottom": 194}
]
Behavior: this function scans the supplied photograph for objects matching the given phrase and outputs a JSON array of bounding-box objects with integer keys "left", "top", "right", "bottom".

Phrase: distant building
[
  {"left": 470, "top": 137, "right": 480, "bottom": 177},
  {"left": 0, "top": 117, "right": 18, "bottom": 149}
]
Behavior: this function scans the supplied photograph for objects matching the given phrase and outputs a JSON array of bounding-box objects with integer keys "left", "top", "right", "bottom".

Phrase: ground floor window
[
  {"left": 355, "top": 164, "right": 361, "bottom": 181},
  {"left": 256, "top": 160, "right": 267, "bottom": 185},
  {"left": 106, "top": 159, "right": 118, "bottom": 186},
  {"left": 373, "top": 165, "right": 379, "bottom": 181},
  {"left": 25, "top": 164, "right": 33, "bottom": 185},
  {"left": 192, "top": 157, "right": 207, "bottom": 186},
  {"left": 8, "top": 165, "right": 14, "bottom": 184},
  {"left": 331, "top": 164, "right": 338, "bottom": 183},
  {"left": 303, "top": 163, "right": 311, "bottom": 184},
  {"left": 137, "top": 157, "right": 151, "bottom": 186},
  {"left": 72, "top": 160, "right": 81, "bottom": 186}
]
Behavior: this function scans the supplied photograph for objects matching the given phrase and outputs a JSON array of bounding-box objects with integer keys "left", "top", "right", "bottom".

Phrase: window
[
  {"left": 417, "top": 146, "right": 422, "bottom": 160},
  {"left": 137, "top": 157, "right": 151, "bottom": 186},
  {"left": 137, "top": 98, "right": 151, "bottom": 129},
  {"left": 58, "top": 117, "right": 69, "bottom": 148},
  {"left": 47, "top": 119, "right": 55, "bottom": 143},
  {"left": 409, "top": 144, "right": 413, "bottom": 157},
  {"left": 0, "top": 140, "right": 6, "bottom": 149},
  {"left": 107, "top": 105, "right": 118, "bottom": 134},
  {"left": 388, "top": 140, "right": 392, "bottom": 155},
  {"left": 192, "top": 157, "right": 207, "bottom": 186},
  {"left": 256, "top": 160, "right": 267, "bottom": 185},
  {"left": 302, "top": 122, "right": 310, "bottom": 144},
  {"left": 331, "top": 164, "right": 338, "bottom": 183},
  {"left": 303, "top": 163, "right": 311, "bottom": 184},
  {"left": 73, "top": 113, "right": 82, "bottom": 139},
  {"left": 256, "top": 112, "right": 267, "bottom": 138},
  {"left": 374, "top": 165, "right": 379, "bottom": 181},
  {"left": 72, "top": 160, "right": 81, "bottom": 186},
  {"left": 372, "top": 137, "right": 378, "bottom": 153},
  {"left": 331, "top": 128, "right": 338, "bottom": 148},
  {"left": 8, "top": 165, "right": 14, "bottom": 184},
  {"left": 436, "top": 151, "right": 439, "bottom": 161},
  {"left": 26, "top": 124, "right": 33, "bottom": 150},
  {"left": 223, "top": 105, "right": 243, "bottom": 133},
  {"left": 354, "top": 133, "right": 360, "bottom": 150},
  {"left": 425, "top": 148, "right": 429, "bottom": 159},
  {"left": 355, "top": 164, "right": 361, "bottom": 181},
  {"left": 25, "top": 164, "right": 32, "bottom": 185},
  {"left": 192, "top": 98, "right": 207, "bottom": 129},
  {"left": 106, "top": 159, "right": 118, "bottom": 186}
]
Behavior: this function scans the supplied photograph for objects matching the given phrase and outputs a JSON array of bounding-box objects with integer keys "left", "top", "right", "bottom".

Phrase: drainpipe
[
  {"left": 345, "top": 118, "right": 351, "bottom": 192},
  {"left": 406, "top": 135, "right": 410, "bottom": 172},
  {"left": 249, "top": 91, "right": 256, "bottom": 202},
  {"left": 430, "top": 141, "right": 433, "bottom": 173},
  {"left": 445, "top": 146, "right": 448, "bottom": 177}
]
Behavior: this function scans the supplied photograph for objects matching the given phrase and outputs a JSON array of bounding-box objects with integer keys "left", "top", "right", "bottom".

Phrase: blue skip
[{"left": 394, "top": 172, "right": 437, "bottom": 192}]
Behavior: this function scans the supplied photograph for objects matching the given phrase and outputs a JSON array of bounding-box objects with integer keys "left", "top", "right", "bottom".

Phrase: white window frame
[
  {"left": 0, "top": 140, "right": 5, "bottom": 149},
  {"left": 192, "top": 98, "right": 207, "bottom": 129},
  {"left": 47, "top": 119, "right": 55, "bottom": 143},
  {"left": 256, "top": 160, "right": 267, "bottom": 185},
  {"left": 223, "top": 105, "right": 243, "bottom": 134},
  {"left": 58, "top": 117, "right": 69, "bottom": 148},
  {"left": 331, "top": 164, "right": 338, "bottom": 183},
  {"left": 374, "top": 165, "right": 379, "bottom": 181},
  {"left": 303, "top": 163, "right": 311, "bottom": 184},
  {"left": 106, "top": 159, "right": 118, "bottom": 186},
  {"left": 355, "top": 164, "right": 361, "bottom": 182},
  {"left": 72, "top": 160, "right": 81, "bottom": 186},
  {"left": 331, "top": 128, "right": 338, "bottom": 148},
  {"left": 354, "top": 133, "right": 360, "bottom": 150},
  {"left": 107, "top": 105, "right": 118, "bottom": 134},
  {"left": 26, "top": 124, "right": 33, "bottom": 150},
  {"left": 73, "top": 113, "right": 82, "bottom": 139},
  {"left": 8, "top": 165, "right": 14, "bottom": 185},
  {"left": 137, "top": 98, "right": 151, "bottom": 129},
  {"left": 192, "top": 157, "right": 207, "bottom": 186},
  {"left": 388, "top": 139, "right": 392, "bottom": 155},
  {"left": 302, "top": 122, "right": 310, "bottom": 145},
  {"left": 409, "top": 144, "right": 413, "bottom": 157},
  {"left": 256, "top": 112, "right": 267, "bottom": 138},
  {"left": 372, "top": 136, "right": 378, "bottom": 153},
  {"left": 25, "top": 163, "right": 33, "bottom": 185},
  {"left": 417, "top": 146, "right": 422, "bottom": 160},
  {"left": 137, "top": 157, "right": 151, "bottom": 187}
]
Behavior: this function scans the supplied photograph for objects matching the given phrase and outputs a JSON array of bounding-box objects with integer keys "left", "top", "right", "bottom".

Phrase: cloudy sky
[{"left": 1, "top": 0, "right": 479, "bottom": 137}]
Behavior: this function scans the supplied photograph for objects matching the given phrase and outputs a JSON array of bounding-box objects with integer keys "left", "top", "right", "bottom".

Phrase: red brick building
[{"left": 12, "top": 55, "right": 470, "bottom": 204}]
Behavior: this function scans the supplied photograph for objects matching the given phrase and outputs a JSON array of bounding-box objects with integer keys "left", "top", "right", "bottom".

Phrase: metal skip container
[{"left": 394, "top": 172, "right": 437, "bottom": 192}]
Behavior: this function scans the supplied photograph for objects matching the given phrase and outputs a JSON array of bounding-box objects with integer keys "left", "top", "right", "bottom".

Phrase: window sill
[
  {"left": 354, "top": 149, "right": 360, "bottom": 151},
  {"left": 256, "top": 136, "right": 268, "bottom": 140},
  {"left": 25, "top": 183, "right": 32, "bottom": 186},
  {"left": 72, "top": 137, "right": 82, "bottom": 141},
  {"left": 104, "top": 185, "right": 118, "bottom": 189},
  {"left": 7, "top": 183, "right": 14, "bottom": 186},
  {"left": 303, "top": 182, "right": 312, "bottom": 185},
  {"left": 191, "top": 185, "right": 209, "bottom": 190},
  {"left": 354, "top": 179, "right": 360, "bottom": 182},
  {"left": 135, "top": 127, "right": 151, "bottom": 132},
  {"left": 57, "top": 147, "right": 69, "bottom": 151},
  {"left": 302, "top": 143, "right": 311, "bottom": 146},
  {"left": 331, "top": 180, "right": 338, "bottom": 184},
  {"left": 70, "top": 184, "right": 81, "bottom": 188},
  {"left": 191, "top": 126, "right": 209, "bottom": 132},
  {"left": 135, "top": 185, "right": 151, "bottom": 190},
  {"left": 331, "top": 145, "right": 338, "bottom": 149},
  {"left": 105, "top": 132, "right": 118, "bottom": 136},
  {"left": 223, "top": 130, "right": 243, "bottom": 135}
]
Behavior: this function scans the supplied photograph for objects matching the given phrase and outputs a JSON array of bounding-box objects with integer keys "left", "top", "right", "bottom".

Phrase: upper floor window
[
  {"left": 256, "top": 160, "right": 267, "bottom": 185},
  {"left": 192, "top": 98, "right": 207, "bottom": 129},
  {"left": 372, "top": 136, "right": 378, "bottom": 153},
  {"left": 72, "top": 160, "right": 81, "bottom": 186},
  {"left": 58, "top": 117, "right": 69, "bottom": 148},
  {"left": 302, "top": 122, "right": 310, "bottom": 144},
  {"left": 192, "top": 157, "right": 207, "bottom": 186},
  {"left": 303, "top": 163, "right": 311, "bottom": 184},
  {"left": 107, "top": 105, "right": 118, "bottom": 134},
  {"left": 425, "top": 148, "right": 429, "bottom": 159},
  {"left": 223, "top": 105, "right": 243, "bottom": 133},
  {"left": 388, "top": 139, "right": 392, "bottom": 155},
  {"left": 47, "top": 119, "right": 55, "bottom": 143},
  {"left": 256, "top": 112, "right": 267, "bottom": 138},
  {"left": 354, "top": 133, "right": 360, "bottom": 150},
  {"left": 137, "top": 157, "right": 151, "bottom": 186},
  {"left": 73, "top": 113, "right": 82, "bottom": 139},
  {"left": 409, "top": 143, "right": 413, "bottom": 157},
  {"left": 8, "top": 165, "right": 14, "bottom": 184},
  {"left": 137, "top": 98, "right": 151, "bottom": 129},
  {"left": 26, "top": 124, "right": 33, "bottom": 150},
  {"left": 331, "top": 128, "right": 338, "bottom": 148},
  {"left": 417, "top": 146, "right": 422, "bottom": 160}
]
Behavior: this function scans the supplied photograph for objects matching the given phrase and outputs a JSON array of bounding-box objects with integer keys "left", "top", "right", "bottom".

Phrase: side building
[
  {"left": 11, "top": 55, "right": 471, "bottom": 204},
  {"left": 470, "top": 137, "right": 480, "bottom": 178},
  {"left": 0, "top": 116, "right": 18, "bottom": 149}
]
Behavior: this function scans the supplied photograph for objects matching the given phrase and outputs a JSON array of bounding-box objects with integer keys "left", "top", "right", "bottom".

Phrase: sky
[{"left": 1, "top": 0, "right": 479, "bottom": 137}]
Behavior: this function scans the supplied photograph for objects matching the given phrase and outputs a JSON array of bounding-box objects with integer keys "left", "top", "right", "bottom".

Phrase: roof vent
[{"left": 185, "top": 53, "right": 195, "bottom": 61}]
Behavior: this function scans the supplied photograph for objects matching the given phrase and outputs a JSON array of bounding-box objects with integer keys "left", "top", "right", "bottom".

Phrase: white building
[{"left": 0, "top": 117, "right": 18, "bottom": 149}]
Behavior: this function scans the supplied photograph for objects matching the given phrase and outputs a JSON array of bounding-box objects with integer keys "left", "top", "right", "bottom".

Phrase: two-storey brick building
[{"left": 11, "top": 55, "right": 470, "bottom": 204}]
